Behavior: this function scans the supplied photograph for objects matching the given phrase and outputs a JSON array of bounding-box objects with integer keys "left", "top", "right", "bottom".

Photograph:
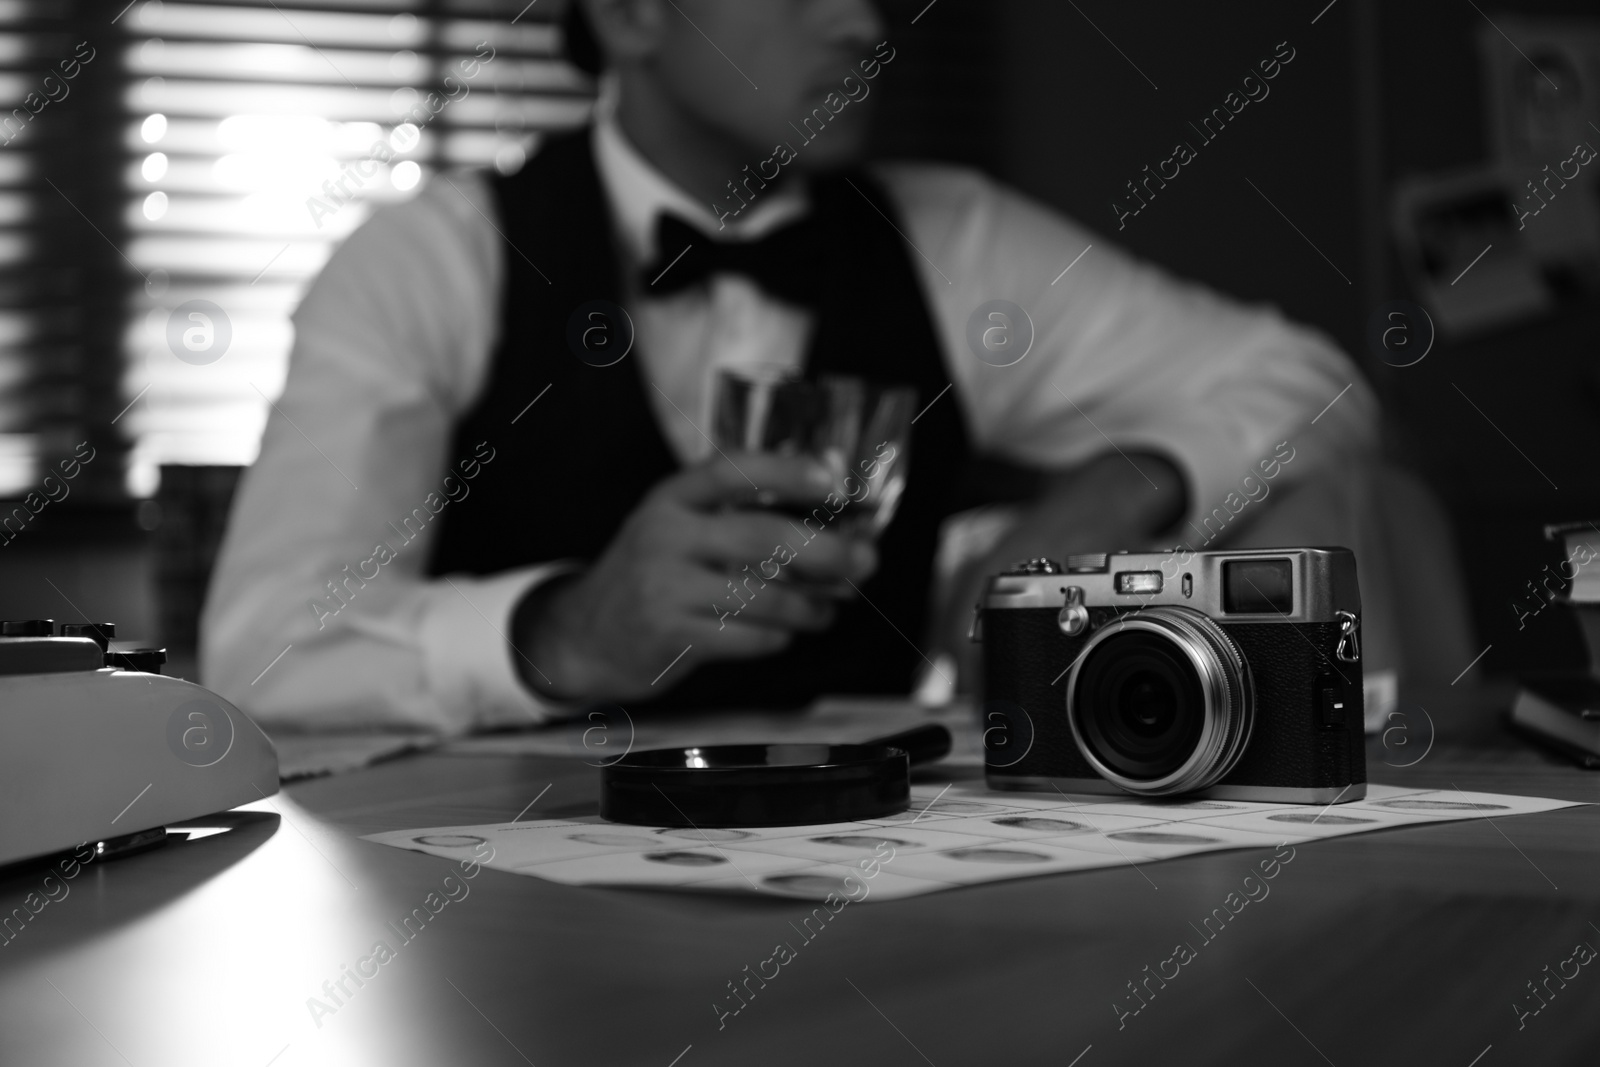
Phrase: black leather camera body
[{"left": 976, "top": 548, "right": 1366, "bottom": 803}]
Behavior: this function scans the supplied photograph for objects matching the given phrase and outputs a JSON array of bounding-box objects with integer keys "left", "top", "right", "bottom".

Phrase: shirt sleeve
[
  {"left": 874, "top": 162, "right": 1378, "bottom": 528},
  {"left": 199, "top": 171, "right": 578, "bottom": 734}
]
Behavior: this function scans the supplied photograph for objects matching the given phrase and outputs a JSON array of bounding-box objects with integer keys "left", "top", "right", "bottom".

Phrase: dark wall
[
  {"left": 1376, "top": 1, "right": 1600, "bottom": 673},
  {"left": 993, "top": 1, "right": 1369, "bottom": 360},
  {"left": 877, "top": 0, "right": 1600, "bottom": 676}
]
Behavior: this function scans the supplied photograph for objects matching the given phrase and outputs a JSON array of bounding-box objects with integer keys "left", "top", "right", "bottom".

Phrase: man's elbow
[
  {"left": 199, "top": 589, "right": 299, "bottom": 720},
  {"left": 1310, "top": 360, "right": 1379, "bottom": 452},
  {"left": 1275, "top": 324, "right": 1380, "bottom": 450}
]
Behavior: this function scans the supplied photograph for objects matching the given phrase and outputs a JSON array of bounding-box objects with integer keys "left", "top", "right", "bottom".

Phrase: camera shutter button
[{"left": 1058, "top": 587, "right": 1089, "bottom": 636}]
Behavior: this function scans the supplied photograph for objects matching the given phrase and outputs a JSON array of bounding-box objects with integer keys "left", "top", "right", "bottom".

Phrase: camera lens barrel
[{"left": 1065, "top": 607, "right": 1255, "bottom": 796}]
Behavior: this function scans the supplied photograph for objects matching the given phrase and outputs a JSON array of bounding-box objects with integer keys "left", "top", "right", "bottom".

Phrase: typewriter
[{"left": 0, "top": 620, "right": 278, "bottom": 866}]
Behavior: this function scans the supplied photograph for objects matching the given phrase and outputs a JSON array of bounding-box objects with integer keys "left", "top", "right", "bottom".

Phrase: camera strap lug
[
  {"left": 1335, "top": 610, "right": 1361, "bottom": 663},
  {"left": 968, "top": 603, "right": 984, "bottom": 644}
]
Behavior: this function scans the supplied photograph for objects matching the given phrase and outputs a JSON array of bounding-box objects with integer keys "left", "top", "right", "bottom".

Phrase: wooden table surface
[{"left": 3, "top": 705, "right": 1599, "bottom": 1067}]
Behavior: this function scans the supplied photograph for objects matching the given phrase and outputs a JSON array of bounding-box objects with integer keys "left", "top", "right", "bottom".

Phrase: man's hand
[
  {"left": 511, "top": 453, "right": 877, "bottom": 701},
  {"left": 934, "top": 451, "right": 1187, "bottom": 690}
]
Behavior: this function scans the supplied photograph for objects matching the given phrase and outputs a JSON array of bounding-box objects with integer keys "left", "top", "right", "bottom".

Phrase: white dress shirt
[
  {"left": 593, "top": 107, "right": 820, "bottom": 463},
  {"left": 200, "top": 111, "right": 1376, "bottom": 735}
]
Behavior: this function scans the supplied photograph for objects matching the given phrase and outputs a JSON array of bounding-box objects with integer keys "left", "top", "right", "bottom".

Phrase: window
[
  {"left": 0, "top": 5, "right": 93, "bottom": 498},
  {"left": 118, "top": 0, "right": 592, "bottom": 493}
]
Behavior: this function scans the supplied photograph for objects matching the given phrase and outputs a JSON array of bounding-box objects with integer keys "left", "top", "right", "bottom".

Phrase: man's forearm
[{"left": 992, "top": 450, "right": 1187, "bottom": 565}]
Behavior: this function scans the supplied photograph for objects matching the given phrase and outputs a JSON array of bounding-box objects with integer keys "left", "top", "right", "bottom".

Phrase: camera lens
[
  {"left": 1066, "top": 607, "right": 1254, "bottom": 796},
  {"left": 1077, "top": 633, "right": 1203, "bottom": 779}
]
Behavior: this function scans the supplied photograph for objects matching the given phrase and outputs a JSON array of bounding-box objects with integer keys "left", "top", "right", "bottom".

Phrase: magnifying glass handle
[{"left": 864, "top": 724, "right": 951, "bottom": 766}]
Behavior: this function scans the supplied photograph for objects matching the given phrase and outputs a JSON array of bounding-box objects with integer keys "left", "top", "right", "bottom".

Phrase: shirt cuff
[{"left": 419, "top": 561, "right": 585, "bottom": 733}]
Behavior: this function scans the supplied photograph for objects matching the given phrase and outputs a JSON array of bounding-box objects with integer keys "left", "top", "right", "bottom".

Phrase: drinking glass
[{"left": 710, "top": 367, "right": 915, "bottom": 538}]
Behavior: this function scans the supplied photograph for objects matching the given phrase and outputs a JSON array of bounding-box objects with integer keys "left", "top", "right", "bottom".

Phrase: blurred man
[{"left": 202, "top": 0, "right": 1375, "bottom": 732}]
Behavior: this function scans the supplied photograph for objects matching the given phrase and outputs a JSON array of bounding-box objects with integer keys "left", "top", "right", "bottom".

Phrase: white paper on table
[{"left": 360, "top": 782, "right": 1583, "bottom": 902}]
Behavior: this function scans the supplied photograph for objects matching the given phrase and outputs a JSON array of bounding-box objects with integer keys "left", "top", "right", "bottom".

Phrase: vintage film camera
[{"left": 974, "top": 548, "right": 1365, "bottom": 802}]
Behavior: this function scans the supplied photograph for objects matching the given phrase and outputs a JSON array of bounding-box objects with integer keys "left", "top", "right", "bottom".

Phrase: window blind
[
  {"left": 119, "top": 0, "right": 593, "bottom": 493},
  {"left": 0, "top": 4, "right": 98, "bottom": 499},
  {"left": 0, "top": 3, "right": 39, "bottom": 497}
]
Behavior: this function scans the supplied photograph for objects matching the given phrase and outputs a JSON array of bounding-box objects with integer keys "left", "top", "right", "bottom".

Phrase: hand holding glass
[{"left": 711, "top": 367, "right": 915, "bottom": 538}]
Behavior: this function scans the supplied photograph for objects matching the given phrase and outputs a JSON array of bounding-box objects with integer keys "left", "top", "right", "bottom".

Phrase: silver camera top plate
[{"left": 981, "top": 546, "right": 1360, "bottom": 625}]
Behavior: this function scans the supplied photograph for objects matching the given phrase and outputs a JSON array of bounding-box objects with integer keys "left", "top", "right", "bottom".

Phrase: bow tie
[{"left": 641, "top": 213, "right": 823, "bottom": 306}]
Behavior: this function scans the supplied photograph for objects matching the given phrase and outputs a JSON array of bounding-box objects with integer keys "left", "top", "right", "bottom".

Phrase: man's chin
[{"left": 789, "top": 128, "right": 870, "bottom": 172}]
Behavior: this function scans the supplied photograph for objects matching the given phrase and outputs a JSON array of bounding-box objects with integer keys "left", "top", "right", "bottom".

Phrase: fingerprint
[
  {"left": 810, "top": 835, "right": 912, "bottom": 850},
  {"left": 643, "top": 851, "right": 726, "bottom": 867},
  {"left": 1267, "top": 813, "right": 1375, "bottom": 825},
  {"left": 992, "top": 817, "right": 1087, "bottom": 833},
  {"left": 656, "top": 827, "right": 753, "bottom": 841},
  {"left": 413, "top": 834, "right": 486, "bottom": 848},
  {"left": 945, "top": 847, "right": 1051, "bottom": 864},
  {"left": 1374, "top": 799, "right": 1509, "bottom": 811},
  {"left": 568, "top": 832, "right": 661, "bottom": 847},
  {"left": 764, "top": 873, "right": 855, "bottom": 897},
  {"left": 1109, "top": 831, "right": 1220, "bottom": 845}
]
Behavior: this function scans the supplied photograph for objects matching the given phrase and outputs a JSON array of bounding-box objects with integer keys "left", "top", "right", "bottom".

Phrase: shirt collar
[{"left": 590, "top": 75, "right": 809, "bottom": 268}]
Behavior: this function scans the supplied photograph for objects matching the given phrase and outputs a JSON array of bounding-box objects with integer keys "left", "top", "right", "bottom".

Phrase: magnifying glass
[{"left": 601, "top": 724, "right": 952, "bottom": 828}]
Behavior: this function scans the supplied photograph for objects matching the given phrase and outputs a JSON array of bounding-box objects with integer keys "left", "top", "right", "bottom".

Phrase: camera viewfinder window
[
  {"left": 1115, "top": 571, "right": 1163, "bottom": 595},
  {"left": 1222, "top": 559, "right": 1294, "bottom": 614}
]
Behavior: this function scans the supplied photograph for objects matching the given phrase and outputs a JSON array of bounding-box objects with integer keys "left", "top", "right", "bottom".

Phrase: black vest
[{"left": 428, "top": 133, "right": 970, "bottom": 709}]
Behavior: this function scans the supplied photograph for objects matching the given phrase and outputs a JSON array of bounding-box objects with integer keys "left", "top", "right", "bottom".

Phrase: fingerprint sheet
[{"left": 361, "top": 783, "right": 1582, "bottom": 902}]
